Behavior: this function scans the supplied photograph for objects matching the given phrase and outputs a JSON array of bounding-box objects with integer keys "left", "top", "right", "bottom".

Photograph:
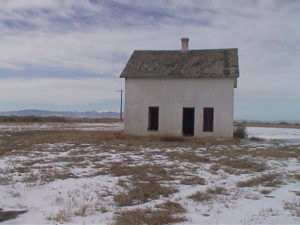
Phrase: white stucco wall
[{"left": 124, "top": 78, "right": 235, "bottom": 138}]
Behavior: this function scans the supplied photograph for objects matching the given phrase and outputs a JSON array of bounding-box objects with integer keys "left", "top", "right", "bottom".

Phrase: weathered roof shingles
[{"left": 120, "top": 48, "right": 239, "bottom": 78}]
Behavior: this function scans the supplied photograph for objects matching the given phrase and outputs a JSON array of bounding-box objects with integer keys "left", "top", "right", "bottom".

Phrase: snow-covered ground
[
  {"left": 247, "top": 127, "right": 300, "bottom": 142},
  {"left": 0, "top": 123, "right": 300, "bottom": 224}
]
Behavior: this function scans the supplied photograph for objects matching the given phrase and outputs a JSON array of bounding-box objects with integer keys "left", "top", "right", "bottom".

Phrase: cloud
[
  {"left": 0, "top": 77, "right": 123, "bottom": 105},
  {"left": 0, "top": 0, "right": 299, "bottom": 113}
]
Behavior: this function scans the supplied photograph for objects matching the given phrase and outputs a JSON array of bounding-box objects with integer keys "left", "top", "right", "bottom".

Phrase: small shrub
[{"left": 233, "top": 125, "right": 247, "bottom": 139}]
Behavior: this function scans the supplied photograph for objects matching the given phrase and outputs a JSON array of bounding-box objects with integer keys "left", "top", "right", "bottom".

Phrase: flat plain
[{"left": 0, "top": 121, "right": 300, "bottom": 224}]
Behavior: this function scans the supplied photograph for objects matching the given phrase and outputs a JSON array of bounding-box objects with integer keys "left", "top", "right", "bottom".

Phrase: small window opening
[
  {"left": 148, "top": 107, "right": 159, "bottom": 131},
  {"left": 203, "top": 108, "right": 214, "bottom": 132}
]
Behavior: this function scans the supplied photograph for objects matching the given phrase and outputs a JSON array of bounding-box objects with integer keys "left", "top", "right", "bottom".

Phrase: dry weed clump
[
  {"left": 155, "top": 200, "right": 186, "bottom": 214},
  {"left": 206, "top": 186, "right": 228, "bottom": 195},
  {"left": 114, "top": 180, "right": 178, "bottom": 206},
  {"left": 113, "top": 192, "right": 133, "bottom": 207},
  {"left": 209, "top": 164, "right": 221, "bottom": 174},
  {"left": 40, "top": 168, "right": 78, "bottom": 182},
  {"left": 188, "top": 191, "right": 212, "bottom": 202},
  {"left": 259, "top": 189, "right": 272, "bottom": 195},
  {"left": 188, "top": 186, "right": 229, "bottom": 203},
  {"left": 180, "top": 176, "right": 205, "bottom": 185},
  {"left": 236, "top": 173, "right": 284, "bottom": 187},
  {"left": 0, "top": 173, "right": 14, "bottom": 185},
  {"left": 46, "top": 209, "right": 72, "bottom": 223},
  {"left": 114, "top": 202, "right": 187, "bottom": 225},
  {"left": 283, "top": 200, "right": 300, "bottom": 217}
]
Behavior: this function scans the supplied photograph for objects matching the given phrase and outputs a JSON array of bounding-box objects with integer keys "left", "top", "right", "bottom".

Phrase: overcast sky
[{"left": 0, "top": 0, "right": 299, "bottom": 120}]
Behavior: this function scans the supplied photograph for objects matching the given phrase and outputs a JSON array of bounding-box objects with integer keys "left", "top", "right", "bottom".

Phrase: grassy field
[
  {"left": 0, "top": 115, "right": 123, "bottom": 123},
  {"left": 0, "top": 122, "right": 300, "bottom": 224}
]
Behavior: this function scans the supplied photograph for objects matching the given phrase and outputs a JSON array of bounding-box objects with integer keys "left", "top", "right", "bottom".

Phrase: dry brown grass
[
  {"left": 155, "top": 200, "right": 186, "bottom": 214},
  {"left": 283, "top": 200, "right": 300, "bottom": 217},
  {"left": 46, "top": 209, "right": 71, "bottom": 223},
  {"left": 260, "top": 189, "right": 272, "bottom": 195},
  {"left": 107, "top": 162, "right": 175, "bottom": 181},
  {"left": 114, "top": 201, "right": 187, "bottom": 225},
  {"left": 1, "top": 122, "right": 300, "bottom": 224},
  {"left": 248, "top": 146, "right": 299, "bottom": 159},
  {"left": 114, "top": 179, "right": 178, "bottom": 206},
  {"left": 215, "top": 158, "right": 267, "bottom": 174},
  {"left": 188, "top": 186, "right": 229, "bottom": 203},
  {"left": 0, "top": 116, "right": 122, "bottom": 123},
  {"left": 20, "top": 168, "right": 78, "bottom": 185},
  {"left": 0, "top": 130, "right": 119, "bottom": 157},
  {"left": 165, "top": 150, "right": 211, "bottom": 164},
  {"left": 206, "top": 186, "right": 228, "bottom": 195},
  {"left": 180, "top": 176, "right": 205, "bottom": 185},
  {"left": 188, "top": 191, "right": 212, "bottom": 202},
  {"left": 236, "top": 173, "right": 284, "bottom": 187}
]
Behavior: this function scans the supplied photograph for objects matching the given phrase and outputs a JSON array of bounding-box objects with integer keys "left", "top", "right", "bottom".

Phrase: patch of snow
[{"left": 247, "top": 127, "right": 300, "bottom": 142}]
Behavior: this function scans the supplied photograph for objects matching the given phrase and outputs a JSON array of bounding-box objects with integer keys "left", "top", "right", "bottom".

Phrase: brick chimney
[{"left": 181, "top": 38, "right": 189, "bottom": 53}]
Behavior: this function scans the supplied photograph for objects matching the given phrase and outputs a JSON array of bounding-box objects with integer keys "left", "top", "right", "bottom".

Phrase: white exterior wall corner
[{"left": 124, "top": 78, "right": 235, "bottom": 138}]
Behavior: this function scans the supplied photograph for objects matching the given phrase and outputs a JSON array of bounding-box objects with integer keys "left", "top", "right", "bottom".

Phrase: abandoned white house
[{"left": 120, "top": 38, "right": 240, "bottom": 138}]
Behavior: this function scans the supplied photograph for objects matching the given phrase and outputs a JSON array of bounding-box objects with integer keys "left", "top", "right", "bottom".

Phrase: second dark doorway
[{"left": 182, "top": 107, "right": 195, "bottom": 137}]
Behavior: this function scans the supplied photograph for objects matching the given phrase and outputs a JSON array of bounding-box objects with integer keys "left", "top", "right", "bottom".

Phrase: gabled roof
[{"left": 120, "top": 48, "right": 239, "bottom": 78}]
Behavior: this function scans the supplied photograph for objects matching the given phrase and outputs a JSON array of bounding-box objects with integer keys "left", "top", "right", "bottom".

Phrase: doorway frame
[{"left": 182, "top": 107, "right": 195, "bottom": 137}]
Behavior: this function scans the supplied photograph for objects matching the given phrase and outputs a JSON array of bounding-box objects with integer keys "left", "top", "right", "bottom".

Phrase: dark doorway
[
  {"left": 182, "top": 108, "right": 195, "bottom": 137},
  {"left": 203, "top": 108, "right": 214, "bottom": 132},
  {"left": 148, "top": 107, "right": 159, "bottom": 131}
]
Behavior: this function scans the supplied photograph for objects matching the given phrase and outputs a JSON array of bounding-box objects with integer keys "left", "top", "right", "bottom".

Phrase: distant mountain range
[{"left": 0, "top": 110, "right": 121, "bottom": 118}]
